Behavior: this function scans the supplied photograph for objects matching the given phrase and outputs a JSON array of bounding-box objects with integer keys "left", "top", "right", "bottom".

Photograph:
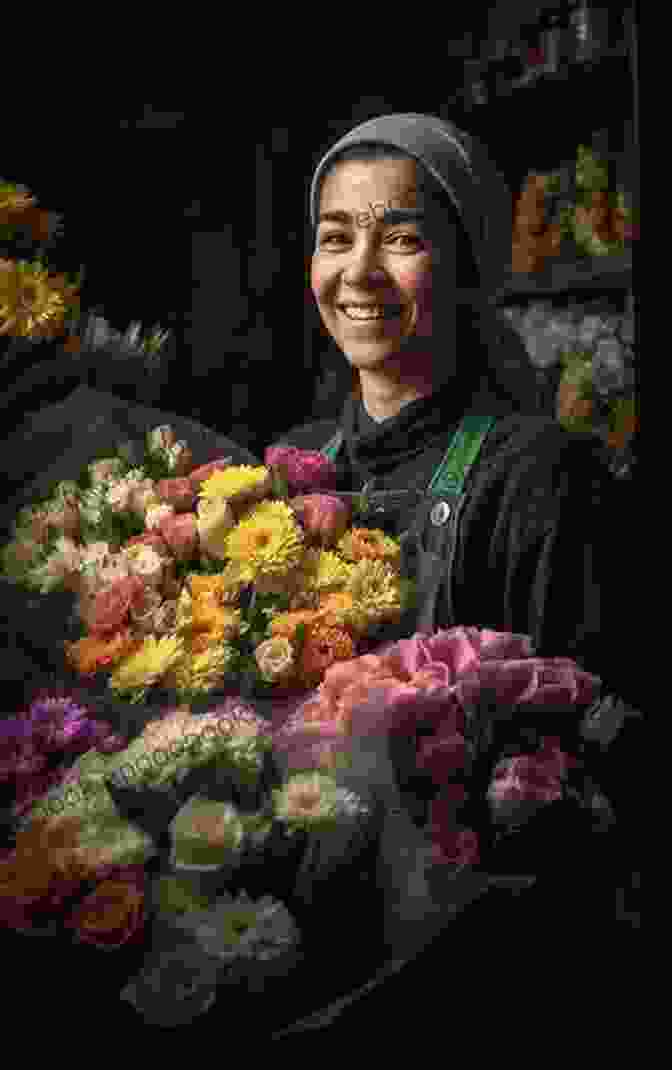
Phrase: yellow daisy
[
  {"left": 199, "top": 465, "right": 272, "bottom": 505},
  {"left": 109, "top": 634, "right": 185, "bottom": 696},
  {"left": 223, "top": 500, "right": 305, "bottom": 583}
]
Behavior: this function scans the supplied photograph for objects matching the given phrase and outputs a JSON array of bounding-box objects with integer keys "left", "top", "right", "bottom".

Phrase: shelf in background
[{"left": 492, "top": 250, "right": 633, "bottom": 305}]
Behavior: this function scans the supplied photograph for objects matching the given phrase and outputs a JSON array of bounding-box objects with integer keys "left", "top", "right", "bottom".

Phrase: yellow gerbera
[
  {"left": 109, "top": 634, "right": 185, "bottom": 695},
  {"left": 199, "top": 465, "right": 272, "bottom": 504},
  {"left": 337, "top": 528, "right": 401, "bottom": 568},
  {"left": 0, "top": 260, "right": 80, "bottom": 340},
  {"left": 223, "top": 500, "right": 305, "bottom": 583}
]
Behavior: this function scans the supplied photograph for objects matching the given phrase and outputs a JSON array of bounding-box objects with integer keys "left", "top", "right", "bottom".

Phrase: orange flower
[
  {"left": 66, "top": 876, "right": 145, "bottom": 950},
  {"left": 64, "top": 629, "right": 141, "bottom": 675},
  {"left": 317, "top": 590, "right": 358, "bottom": 632},
  {"left": 269, "top": 610, "right": 323, "bottom": 642},
  {"left": 297, "top": 623, "right": 355, "bottom": 689},
  {"left": 342, "top": 528, "right": 400, "bottom": 564},
  {"left": 0, "top": 816, "right": 91, "bottom": 905}
]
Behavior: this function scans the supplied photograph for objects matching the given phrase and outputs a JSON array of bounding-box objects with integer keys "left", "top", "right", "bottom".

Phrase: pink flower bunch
[
  {"left": 487, "top": 736, "right": 576, "bottom": 824},
  {"left": 264, "top": 445, "right": 338, "bottom": 494}
]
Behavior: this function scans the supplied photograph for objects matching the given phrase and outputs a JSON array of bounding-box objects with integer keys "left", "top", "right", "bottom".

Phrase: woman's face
[{"left": 311, "top": 156, "right": 457, "bottom": 377}]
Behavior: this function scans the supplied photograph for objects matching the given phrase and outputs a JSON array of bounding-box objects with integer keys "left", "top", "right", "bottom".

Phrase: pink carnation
[
  {"left": 264, "top": 445, "right": 338, "bottom": 494},
  {"left": 487, "top": 738, "right": 573, "bottom": 823},
  {"left": 155, "top": 478, "right": 196, "bottom": 513},
  {"left": 158, "top": 512, "right": 199, "bottom": 562}
]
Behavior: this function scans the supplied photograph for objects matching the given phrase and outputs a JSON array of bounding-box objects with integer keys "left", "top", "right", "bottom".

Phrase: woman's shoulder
[{"left": 267, "top": 418, "right": 341, "bottom": 453}]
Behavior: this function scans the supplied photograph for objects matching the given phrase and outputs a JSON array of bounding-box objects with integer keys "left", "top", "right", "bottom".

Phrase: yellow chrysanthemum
[
  {"left": 346, "top": 559, "right": 402, "bottom": 629},
  {"left": 199, "top": 465, "right": 272, "bottom": 504},
  {"left": 176, "top": 643, "right": 235, "bottom": 694},
  {"left": 0, "top": 260, "right": 81, "bottom": 340},
  {"left": 109, "top": 634, "right": 185, "bottom": 695},
  {"left": 337, "top": 528, "right": 401, "bottom": 568},
  {"left": 223, "top": 500, "right": 305, "bottom": 583},
  {"left": 299, "top": 548, "right": 353, "bottom": 592}
]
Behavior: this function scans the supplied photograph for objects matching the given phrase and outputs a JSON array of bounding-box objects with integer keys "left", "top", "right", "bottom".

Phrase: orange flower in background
[
  {"left": 0, "top": 817, "right": 91, "bottom": 911},
  {"left": 66, "top": 876, "right": 145, "bottom": 950},
  {"left": 606, "top": 396, "right": 638, "bottom": 452},
  {"left": 297, "top": 623, "right": 355, "bottom": 690},
  {"left": 64, "top": 629, "right": 141, "bottom": 675}
]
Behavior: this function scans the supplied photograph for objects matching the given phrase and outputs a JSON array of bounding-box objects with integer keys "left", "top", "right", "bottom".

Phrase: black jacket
[{"left": 270, "top": 387, "right": 639, "bottom": 712}]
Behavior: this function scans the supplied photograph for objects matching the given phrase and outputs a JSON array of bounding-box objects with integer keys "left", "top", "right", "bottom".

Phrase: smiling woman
[{"left": 311, "top": 142, "right": 486, "bottom": 422}]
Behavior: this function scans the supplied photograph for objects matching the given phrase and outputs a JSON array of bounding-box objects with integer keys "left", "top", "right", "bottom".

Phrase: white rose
[
  {"left": 125, "top": 545, "right": 165, "bottom": 587},
  {"left": 106, "top": 479, "right": 135, "bottom": 513},
  {"left": 254, "top": 636, "right": 295, "bottom": 684},
  {"left": 129, "top": 479, "right": 159, "bottom": 516},
  {"left": 146, "top": 503, "right": 175, "bottom": 531}
]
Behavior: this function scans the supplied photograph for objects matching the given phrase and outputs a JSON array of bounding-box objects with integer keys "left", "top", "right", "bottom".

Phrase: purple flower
[{"left": 0, "top": 717, "right": 34, "bottom": 746}]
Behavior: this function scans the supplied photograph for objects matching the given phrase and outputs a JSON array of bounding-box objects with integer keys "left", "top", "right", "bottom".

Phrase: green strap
[
  {"left": 426, "top": 413, "right": 496, "bottom": 497},
  {"left": 321, "top": 415, "right": 496, "bottom": 497},
  {"left": 321, "top": 429, "right": 344, "bottom": 461}
]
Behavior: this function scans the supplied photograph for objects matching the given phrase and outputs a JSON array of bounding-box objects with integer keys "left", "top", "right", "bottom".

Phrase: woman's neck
[{"left": 357, "top": 355, "right": 438, "bottom": 423}]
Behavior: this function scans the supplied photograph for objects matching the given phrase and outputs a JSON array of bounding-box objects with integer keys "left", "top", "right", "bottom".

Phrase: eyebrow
[{"left": 317, "top": 209, "right": 426, "bottom": 226}]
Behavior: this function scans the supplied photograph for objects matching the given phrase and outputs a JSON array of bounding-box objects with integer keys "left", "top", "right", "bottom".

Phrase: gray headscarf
[{"left": 309, "top": 113, "right": 537, "bottom": 408}]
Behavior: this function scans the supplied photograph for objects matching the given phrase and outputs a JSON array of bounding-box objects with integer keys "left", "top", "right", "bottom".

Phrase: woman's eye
[{"left": 319, "top": 233, "right": 422, "bottom": 249}]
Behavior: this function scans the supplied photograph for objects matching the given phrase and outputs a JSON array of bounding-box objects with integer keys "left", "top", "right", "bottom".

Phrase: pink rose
[
  {"left": 473, "top": 657, "right": 601, "bottom": 710},
  {"left": 88, "top": 575, "right": 149, "bottom": 637},
  {"left": 264, "top": 445, "right": 338, "bottom": 494},
  {"left": 188, "top": 458, "right": 232, "bottom": 492},
  {"left": 291, "top": 494, "right": 350, "bottom": 547},
  {"left": 158, "top": 512, "right": 199, "bottom": 562},
  {"left": 155, "top": 478, "right": 196, "bottom": 513}
]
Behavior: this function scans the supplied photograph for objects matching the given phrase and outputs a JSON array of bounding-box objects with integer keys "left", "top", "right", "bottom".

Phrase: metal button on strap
[{"left": 430, "top": 501, "right": 451, "bottom": 526}]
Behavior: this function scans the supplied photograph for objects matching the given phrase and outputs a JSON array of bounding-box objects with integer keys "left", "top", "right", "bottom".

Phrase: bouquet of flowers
[{"left": 0, "top": 426, "right": 416, "bottom": 712}]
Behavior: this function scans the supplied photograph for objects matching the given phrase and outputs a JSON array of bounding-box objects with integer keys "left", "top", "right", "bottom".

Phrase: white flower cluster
[
  {"left": 177, "top": 891, "right": 301, "bottom": 965},
  {"left": 504, "top": 300, "right": 636, "bottom": 396}
]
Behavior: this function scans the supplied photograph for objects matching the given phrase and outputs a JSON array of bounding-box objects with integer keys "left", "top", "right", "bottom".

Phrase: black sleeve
[{"left": 534, "top": 438, "right": 639, "bottom": 710}]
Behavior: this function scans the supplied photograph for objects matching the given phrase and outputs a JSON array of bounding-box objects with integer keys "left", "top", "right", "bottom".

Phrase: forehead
[{"left": 319, "top": 156, "right": 423, "bottom": 210}]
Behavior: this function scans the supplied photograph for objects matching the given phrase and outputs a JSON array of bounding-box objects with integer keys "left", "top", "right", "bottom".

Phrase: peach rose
[
  {"left": 155, "top": 478, "right": 196, "bottom": 513},
  {"left": 159, "top": 513, "right": 199, "bottom": 562},
  {"left": 88, "top": 575, "right": 149, "bottom": 637}
]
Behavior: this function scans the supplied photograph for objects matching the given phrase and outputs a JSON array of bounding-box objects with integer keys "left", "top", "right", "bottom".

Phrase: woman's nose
[{"left": 341, "top": 239, "right": 387, "bottom": 285}]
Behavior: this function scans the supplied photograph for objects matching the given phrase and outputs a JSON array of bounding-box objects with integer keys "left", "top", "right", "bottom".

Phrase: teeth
[{"left": 342, "top": 306, "right": 400, "bottom": 320}]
